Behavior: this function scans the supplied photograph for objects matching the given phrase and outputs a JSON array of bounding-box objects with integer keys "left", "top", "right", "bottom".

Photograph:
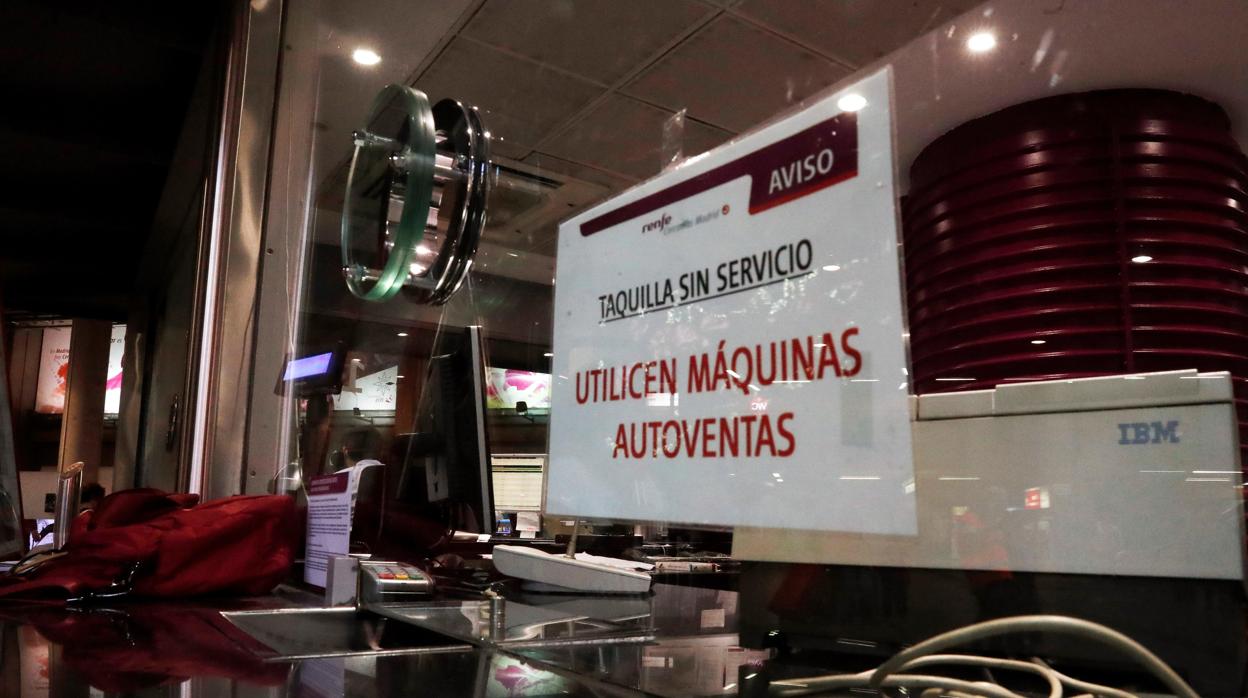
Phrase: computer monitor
[
  {"left": 391, "top": 325, "right": 495, "bottom": 534},
  {"left": 276, "top": 343, "right": 346, "bottom": 397}
]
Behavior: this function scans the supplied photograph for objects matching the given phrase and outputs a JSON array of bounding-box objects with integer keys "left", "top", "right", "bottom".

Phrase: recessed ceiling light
[
  {"left": 352, "top": 48, "right": 381, "bottom": 66},
  {"left": 822, "top": 264, "right": 841, "bottom": 272},
  {"left": 397, "top": 332, "right": 408, "bottom": 337},
  {"left": 1030, "top": 339, "right": 1046, "bottom": 345},
  {"left": 1131, "top": 255, "right": 1153, "bottom": 263},
  {"left": 543, "top": 352, "right": 553, "bottom": 357},
  {"left": 966, "top": 31, "right": 997, "bottom": 53},
  {"left": 837, "top": 93, "right": 868, "bottom": 112}
]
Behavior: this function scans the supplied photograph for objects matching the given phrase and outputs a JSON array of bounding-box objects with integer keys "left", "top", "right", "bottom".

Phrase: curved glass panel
[{"left": 341, "top": 84, "right": 435, "bottom": 302}]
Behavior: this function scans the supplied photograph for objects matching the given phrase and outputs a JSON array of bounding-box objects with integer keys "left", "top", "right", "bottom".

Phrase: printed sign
[
  {"left": 547, "top": 68, "right": 916, "bottom": 534},
  {"left": 304, "top": 472, "right": 351, "bottom": 587}
]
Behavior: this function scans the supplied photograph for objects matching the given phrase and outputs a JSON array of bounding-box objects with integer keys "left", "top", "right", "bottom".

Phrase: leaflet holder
[
  {"left": 341, "top": 84, "right": 492, "bottom": 304},
  {"left": 53, "top": 462, "right": 83, "bottom": 550}
]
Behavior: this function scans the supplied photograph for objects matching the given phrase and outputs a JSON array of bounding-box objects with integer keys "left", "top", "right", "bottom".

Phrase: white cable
[
  {"left": 771, "top": 655, "right": 1061, "bottom": 698},
  {"left": 1030, "top": 657, "right": 1139, "bottom": 698},
  {"left": 769, "top": 615, "right": 1192, "bottom": 698},
  {"left": 771, "top": 658, "right": 1145, "bottom": 698},
  {"left": 771, "top": 670, "right": 1023, "bottom": 698},
  {"left": 868, "top": 615, "right": 1198, "bottom": 698},
  {"left": 901, "top": 654, "right": 1061, "bottom": 698}
]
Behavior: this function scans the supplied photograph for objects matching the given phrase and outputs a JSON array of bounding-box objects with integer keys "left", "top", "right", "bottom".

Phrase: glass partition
[{"left": 256, "top": 1, "right": 1248, "bottom": 693}]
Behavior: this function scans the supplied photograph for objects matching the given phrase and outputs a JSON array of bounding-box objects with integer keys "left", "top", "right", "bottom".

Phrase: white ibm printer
[{"left": 734, "top": 369, "right": 1246, "bottom": 695}]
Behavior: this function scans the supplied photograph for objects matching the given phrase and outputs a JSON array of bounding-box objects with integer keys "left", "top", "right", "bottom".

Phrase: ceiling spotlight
[
  {"left": 397, "top": 332, "right": 408, "bottom": 337},
  {"left": 543, "top": 352, "right": 554, "bottom": 357},
  {"left": 837, "top": 93, "right": 868, "bottom": 112},
  {"left": 966, "top": 31, "right": 997, "bottom": 53},
  {"left": 1030, "top": 339, "right": 1046, "bottom": 345},
  {"left": 1131, "top": 255, "right": 1153, "bottom": 263},
  {"left": 352, "top": 48, "right": 381, "bottom": 66}
]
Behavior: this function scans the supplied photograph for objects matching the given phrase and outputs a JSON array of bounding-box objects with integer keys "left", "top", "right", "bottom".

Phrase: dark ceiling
[{"left": 0, "top": 2, "right": 219, "bottom": 320}]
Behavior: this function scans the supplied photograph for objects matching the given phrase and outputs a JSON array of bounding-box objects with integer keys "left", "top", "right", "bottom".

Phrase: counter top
[{"left": 0, "top": 582, "right": 784, "bottom": 698}]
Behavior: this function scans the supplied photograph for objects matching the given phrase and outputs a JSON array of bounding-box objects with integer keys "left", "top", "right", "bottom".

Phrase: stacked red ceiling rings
[{"left": 902, "top": 89, "right": 1248, "bottom": 467}]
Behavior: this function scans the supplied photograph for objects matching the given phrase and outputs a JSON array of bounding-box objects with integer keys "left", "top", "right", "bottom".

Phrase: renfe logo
[
  {"left": 642, "top": 213, "right": 672, "bottom": 233},
  {"left": 580, "top": 111, "right": 859, "bottom": 237},
  {"left": 1117, "top": 420, "right": 1180, "bottom": 444}
]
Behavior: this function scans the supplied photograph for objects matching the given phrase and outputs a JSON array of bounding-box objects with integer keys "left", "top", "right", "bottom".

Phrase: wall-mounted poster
[
  {"left": 34, "top": 325, "right": 126, "bottom": 415},
  {"left": 334, "top": 362, "right": 398, "bottom": 412},
  {"left": 34, "top": 327, "right": 71, "bottom": 414}
]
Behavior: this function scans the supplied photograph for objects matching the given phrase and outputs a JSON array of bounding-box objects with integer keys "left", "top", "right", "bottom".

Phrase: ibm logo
[{"left": 1117, "top": 420, "right": 1180, "bottom": 445}]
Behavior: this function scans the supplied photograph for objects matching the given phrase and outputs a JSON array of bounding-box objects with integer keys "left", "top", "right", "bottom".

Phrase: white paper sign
[
  {"left": 304, "top": 462, "right": 382, "bottom": 586},
  {"left": 548, "top": 68, "right": 916, "bottom": 535},
  {"left": 304, "top": 472, "right": 352, "bottom": 587}
]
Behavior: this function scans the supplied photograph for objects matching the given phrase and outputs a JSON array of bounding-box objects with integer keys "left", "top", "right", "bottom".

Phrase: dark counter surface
[
  {"left": 0, "top": 581, "right": 779, "bottom": 698},
  {"left": 1, "top": 569, "right": 1207, "bottom": 697}
]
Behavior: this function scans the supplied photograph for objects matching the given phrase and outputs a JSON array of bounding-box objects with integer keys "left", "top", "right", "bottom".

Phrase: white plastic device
[
  {"left": 735, "top": 370, "right": 1245, "bottom": 580},
  {"left": 493, "top": 545, "right": 653, "bottom": 594}
]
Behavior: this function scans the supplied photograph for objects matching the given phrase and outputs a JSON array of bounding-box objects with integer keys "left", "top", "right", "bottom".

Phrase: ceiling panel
[
  {"left": 733, "top": 0, "right": 983, "bottom": 67},
  {"left": 415, "top": 37, "right": 604, "bottom": 154},
  {"left": 462, "top": 0, "right": 716, "bottom": 85},
  {"left": 522, "top": 152, "right": 637, "bottom": 190},
  {"left": 541, "top": 94, "right": 733, "bottom": 180},
  {"left": 622, "top": 15, "right": 851, "bottom": 133},
  {"left": 310, "top": 0, "right": 476, "bottom": 180},
  {"left": 488, "top": 137, "right": 534, "bottom": 161}
]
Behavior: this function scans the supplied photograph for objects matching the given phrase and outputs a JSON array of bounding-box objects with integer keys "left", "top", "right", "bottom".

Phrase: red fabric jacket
[{"left": 0, "top": 489, "right": 298, "bottom": 600}]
